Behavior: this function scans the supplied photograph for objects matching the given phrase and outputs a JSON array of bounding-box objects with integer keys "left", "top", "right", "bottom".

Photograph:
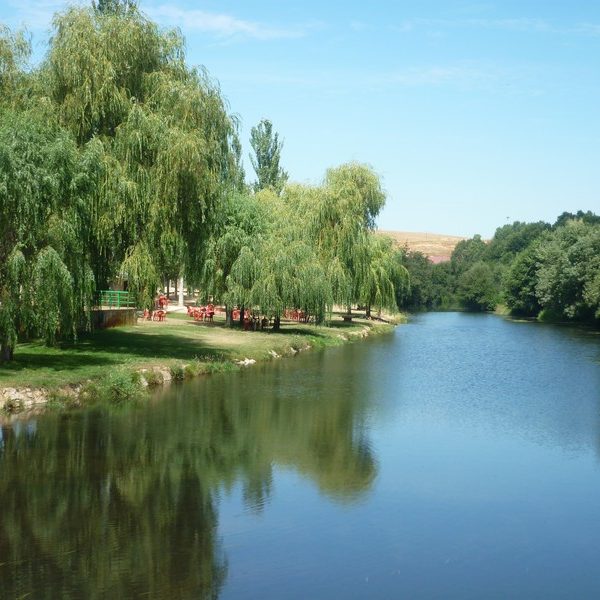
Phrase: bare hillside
[{"left": 377, "top": 230, "right": 465, "bottom": 261}]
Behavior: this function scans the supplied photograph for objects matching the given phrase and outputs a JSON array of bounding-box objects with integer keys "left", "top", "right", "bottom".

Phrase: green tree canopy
[
  {"left": 456, "top": 261, "right": 500, "bottom": 311},
  {"left": 249, "top": 119, "right": 288, "bottom": 194},
  {"left": 311, "top": 163, "right": 387, "bottom": 310},
  {"left": 0, "top": 24, "right": 30, "bottom": 107},
  {"left": 41, "top": 5, "right": 240, "bottom": 297},
  {"left": 535, "top": 221, "right": 600, "bottom": 320},
  {"left": 92, "top": 0, "right": 138, "bottom": 15},
  {"left": 0, "top": 109, "right": 97, "bottom": 359}
]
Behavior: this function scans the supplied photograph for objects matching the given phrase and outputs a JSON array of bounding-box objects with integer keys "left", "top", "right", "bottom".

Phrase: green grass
[{"left": 0, "top": 312, "right": 395, "bottom": 391}]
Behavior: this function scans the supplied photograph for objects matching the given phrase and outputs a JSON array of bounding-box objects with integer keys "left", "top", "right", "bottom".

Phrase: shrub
[
  {"left": 144, "top": 370, "right": 163, "bottom": 386},
  {"left": 184, "top": 361, "right": 202, "bottom": 379},
  {"left": 97, "top": 370, "right": 147, "bottom": 405},
  {"left": 46, "top": 390, "right": 79, "bottom": 410},
  {"left": 170, "top": 365, "right": 185, "bottom": 381}
]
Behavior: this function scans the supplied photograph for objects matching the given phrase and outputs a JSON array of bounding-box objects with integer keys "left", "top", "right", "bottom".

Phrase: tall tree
[
  {"left": 0, "top": 24, "right": 30, "bottom": 107},
  {"left": 42, "top": 5, "right": 239, "bottom": 299},
  {"left": 535, "top": 221, "right": 600, "bottom": 320},
  {"left": 249, "top": 119, "right": 288, "bottom": 194},
  {"left": 200, "top": 192, "right": 268, "bottom": 324},
  {"left": 358, "top": 235, "right": 407, "bottom": 318},
  {"left": 92, "top": 0, "right": 137, "bottom": 15},
  {"left": 310, "top": 163, "right": 386, "bottom": 311},
  {"left": 0, "top": 109, "right": 97, "bottom": 360}
]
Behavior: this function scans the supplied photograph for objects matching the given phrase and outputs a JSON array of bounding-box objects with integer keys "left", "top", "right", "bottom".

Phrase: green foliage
[
  {"left": 0, "top": 8, "right": 242, "bottom": 359},
  {"left": 200, "top": 191, "right": 268, "bottom": 307},
  {"left": 486, "top": 221, "right": 550, "bottom": 264},
  {"left": 503, "top": 241, "right": 543, "bottom": 316},
  {"left": 96, "top": 369, "right": 147, "bottom": 405},
  {"left": 0, "top": 25, "right": 31, "bottom": 110},
  {"left": 312, "top": 163, "right": 387, "bottom": 309},
  {"left": 553, "top": 210, "right": 600, "bottom": 229},
  {"left": 144, "top": 369, "right": 164, "bottom": 386},
  {"left": 0, "top": 109, "right": 96, "bottom": 357},
  {"left": 358, "top": 236, "right": 406, "bottom": 315},
  {"left": 184, "top": 361, "right": 203, "bottom": 378},
  {"left": 456, "top": 261, "right": 500, "bottom": 311},
  {"left": 535, "top": 221, "right": 600, "bottom": 320},
  {"left": 451, "top": 234, "right": 487, "bottom": 275},
  {"left": 396, "top": 211, "right": 598, "bottom": 323},
  {"left": 396, "top": 248, "right": 435, "bottom": 309},
  {"left": 92, "top": 0, "right": 138, "bottom": 15},
  {"left": 42, "top": 5, "right": 239, "bottom": 286},
  {"left": 201, "top": 165, "right": 396, "bottom": 326},
  {"left": 249, "top": 119, "right": 288, "bottom": 194},
  {"left": 170, "top": 364, "right": 185, "bottom": 381}
]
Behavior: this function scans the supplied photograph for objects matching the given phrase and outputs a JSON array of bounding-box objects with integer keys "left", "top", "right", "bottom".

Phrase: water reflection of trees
[{"left": 0, "top": 366, "right": 376, "bottom": 599}]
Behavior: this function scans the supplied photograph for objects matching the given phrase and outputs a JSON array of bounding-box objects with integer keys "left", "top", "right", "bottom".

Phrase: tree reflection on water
[{"left": 0, "top": 361, "right": 376, "bottom": 599}]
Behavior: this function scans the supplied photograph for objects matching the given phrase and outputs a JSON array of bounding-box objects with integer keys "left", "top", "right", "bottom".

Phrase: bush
[
  {"left": 46, "top": 390, "right": 79, "bottom": 411},
  {"left": 170, "top": 365, "right": 185, "bottom": 381},
  {"left": 97, "top": 370, "right": 147, "bottom": 405},
  {"left": 144, "top": 370, "right": 163, "bottom": 386},
  {"left": 184, "top": 361, "right": 202, "bottom": 379}
]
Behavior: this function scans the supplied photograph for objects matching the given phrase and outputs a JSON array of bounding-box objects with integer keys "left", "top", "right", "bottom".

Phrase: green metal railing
[{"left": 96, "top": 290, "right": 136, "bottom": 308}]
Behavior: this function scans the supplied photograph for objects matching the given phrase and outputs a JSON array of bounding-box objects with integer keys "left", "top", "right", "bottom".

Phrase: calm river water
[{"left": 1, "top": 313, "right": 600, "bottom": 599}]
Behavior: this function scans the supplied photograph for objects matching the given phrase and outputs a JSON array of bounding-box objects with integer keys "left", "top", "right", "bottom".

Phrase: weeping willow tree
[
  {"left": 0, "top": 109, "right": 97, "bottom": 360},
  {"left": 200, "top": 192, "right": 269, "bottom": 324},
  {"left": 0, "top": 24, "right": 30, "bottom": 107},
  {"left": 249, "top": 234, "right": 332, "bottom": 328},
  {"left": 225, "top": 189, "right": 333, "bottom": 329},
  {"left": 358, "top": 234, "right": 408, "bottom": 318},
  {"left": 39, "top": 5, "right": 240, "bottom": 301},
  {"left": 305, "top": 163, "right": 387, "bottom": 312}
]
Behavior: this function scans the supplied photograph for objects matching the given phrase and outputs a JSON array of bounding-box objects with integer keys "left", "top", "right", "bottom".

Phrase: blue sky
[{"left": 2, "top": 1, "right": 599, "bottom": 237}]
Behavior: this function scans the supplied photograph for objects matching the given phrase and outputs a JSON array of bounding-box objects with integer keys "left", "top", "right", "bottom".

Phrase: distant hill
[{"left": 377, "top": 230, "right": 465, "bottom": 262}]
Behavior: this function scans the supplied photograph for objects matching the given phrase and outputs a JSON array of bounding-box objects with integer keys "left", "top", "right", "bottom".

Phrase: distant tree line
[
  {"left": 0, "top": 1, "right": 405, "bottom": 360},
  {"left": 396, "top": 211, "right": 600, "bottom": 324}
]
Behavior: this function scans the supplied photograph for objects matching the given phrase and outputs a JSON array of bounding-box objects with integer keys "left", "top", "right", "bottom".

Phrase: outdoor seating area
[
  {"left": 187, "top": 304, "right": 216, "bottom": 323},
  {"left": 284, "top": 309, "right": 309, "bottom": 323},
  {"left": 143, "top": 308, "right": 167, "bottom": 322}
]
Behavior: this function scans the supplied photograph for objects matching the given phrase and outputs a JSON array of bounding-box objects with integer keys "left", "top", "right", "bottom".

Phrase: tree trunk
[
  {"left": 239, "top": 304, "right": 245, "bottom": 329},
  {"left": 1, "top": 343, "right": 14, "bottom": 362},
  {"left": 366, "top": 304, "right": 371, "bottom": 319},
  {"left": 225, "top": 305, "right": 232, "bottom": 327},
  {"left": 273, "top": 315, "right": 281, "bottom": 331},
  {"left": 178, "top": 277, "right": 184, "bottom": 307}
]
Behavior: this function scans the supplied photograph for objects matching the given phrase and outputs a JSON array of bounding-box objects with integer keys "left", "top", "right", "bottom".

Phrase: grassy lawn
[{"left": 0, "top": 312, "right": 395, "bottom": 390}]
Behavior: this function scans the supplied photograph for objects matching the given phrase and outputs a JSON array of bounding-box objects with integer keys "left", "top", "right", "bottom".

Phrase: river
[{"left": 1, "top": 312, "right": 599, "bottom": 599}]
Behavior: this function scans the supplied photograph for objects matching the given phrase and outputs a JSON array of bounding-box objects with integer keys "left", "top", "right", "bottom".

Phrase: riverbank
[{"left": 0, "top": 312, "right": 400, "bottom": 418}]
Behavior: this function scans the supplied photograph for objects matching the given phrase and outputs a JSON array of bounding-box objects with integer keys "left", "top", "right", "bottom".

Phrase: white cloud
[
  {"left": 3, "top": 0, "right": 86, "bottom": 30},
  {"left": 572, "top": 23, "right": 600, "bottom": 36},
  {"left": 394, "top": 16, "right": 600, "bottom": 36},
  {"left": 1, "top": 1, "right": 307, "bottom": 41},
  {"left": 145, "top": 4, "right": 305, "bottom": 40}
]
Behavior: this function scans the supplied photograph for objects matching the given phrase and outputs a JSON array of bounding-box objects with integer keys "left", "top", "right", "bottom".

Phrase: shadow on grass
[
  {"left": 0, "top": 350, "right": 118, "bottom": 375},
  {"left": 270, "top": 326, "right": 330, "bottom": 338},
  {"left": 73, "top": 329, "right": 236, "bottom": 361},
  {"left": 0, "top": 328, "right": 238, "bottom": 379},
  {"left": 0, "top": 320, "right": 363, "bottom": 381}
]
